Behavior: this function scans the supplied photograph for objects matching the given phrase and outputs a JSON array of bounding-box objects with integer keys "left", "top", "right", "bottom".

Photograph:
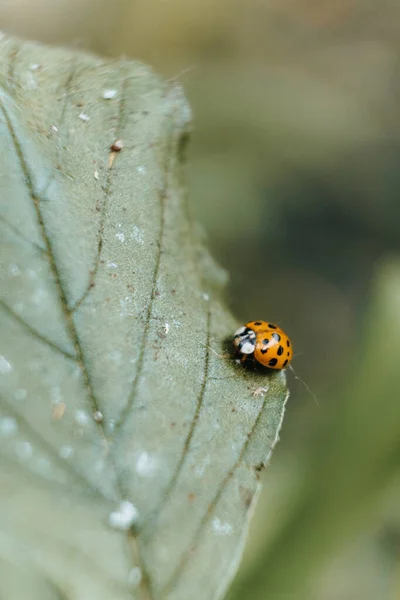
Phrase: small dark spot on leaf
[
  {"left": 110, "top": 139, "right": 124, "bottom": 152},
  {"left": 239, "top": 485, "right": 254, "bottom": 509},
  {"left": 188, "top": 493, "right": 196, "bottom": 502}
]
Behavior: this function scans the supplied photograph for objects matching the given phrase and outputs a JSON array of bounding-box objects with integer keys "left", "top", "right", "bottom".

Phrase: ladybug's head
[{"left": 233, "top": 326, "right": 256, "bottom": 355}]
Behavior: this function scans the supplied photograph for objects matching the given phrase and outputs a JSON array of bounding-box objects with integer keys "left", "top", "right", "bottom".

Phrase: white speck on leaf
[
  {"left": 119, "top": 296, "right": 134, "bottom": 318},
  {"left": 164, "top": 323, "right": 170, "bottom": 335},
  {"left": 0, "top": 417, "right": 18, "bottom": 437},
  {"left": 137, "top": 166, "right": 146, "bottom": 174},
  {"left": 202, "top": 292, "right": 210, "bottom": 301},
  {"left": 93, "top": 410, "right": 104, "bottom": 423},
  {"left": 212, "top": 517, "right": 233, "bottom": 536},
  {"left": 115, "top": 232, "right": 125, "bottom": 243},
  {"left": 13, "top": 302, "right": 24, "bottom": 314},
  {"left": 194, "top": 455, "right": 211, "bottom": 478},
  {"left": 93, "top": 459, "right": 106, "bottom": 474},
  {"left": 107, "top": 419, "right": 116, "bottom": 434},
  {"left": 14, "top": 389, "right": 27, "bottom": 401},
  {"left": 30, "top": 63, "right": 40, "bottom": 70},
  {"left": 252, "top": 386, "right": 269, "bottom": 398},
  {"left": 107, "top": 262, "right": 118, "bottom": 269},
  {"left": 51, "top": 125, "right": 58, "bottom": 133},
  {"left": 32, "top": 287, "right": 47, "bottom": 304},
  {"left": 102, "top": 89, "right": 117, "bottom": 99},
  {"left": 59, "top": 445, "right": 74, "bottom": 459},
  {"left": 27, "top": 268, "right": 38, "bottom": 280},
  {"left": 94, "top": 170, "right": 99, "bottom": 180},
  {"left": 128, "top": 567, "right": 142, "bottom": 587},
  {"left": 131, "top": 226, "right": 144, "bottom": 244},
  {"left": 0, "top": 355, "right": 12, "bottom": 374},
  {"left": 74, "top": 410, "right": 89, "bottom": 426},
  {"left": 26, "top": 71, "right": 37, "bottom": 89},
  {"left": 35, "top": 457, "right": 51, "bottom": 475},
  {"left": 78, "top": 112, "right": 90, "bottom": 122},
  {"left": 108, "top": 501, "right": 138, "bottom": 531},
  {"left": 136, "top": 451, "right": 158, "bottom": 477},
  {"left": 50, "top": 386, "right": 62, "bottom": 404},
  {"left": 15, "top": 441, "right": 33, "bottom": 460},
  {"left": 108, "top": 349, "right": 123, "bottom": 364},
  {"left": 8, "top": 263, "right": 20, "bottom": 276}
]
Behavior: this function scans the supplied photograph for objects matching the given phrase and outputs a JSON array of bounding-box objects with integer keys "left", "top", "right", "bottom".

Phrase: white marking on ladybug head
[
  {"left": 234, "top": 326, "right": 246, "bottom": 337},
  {"left": 241, "top": 341, "right": 255, "bottom": 354}
]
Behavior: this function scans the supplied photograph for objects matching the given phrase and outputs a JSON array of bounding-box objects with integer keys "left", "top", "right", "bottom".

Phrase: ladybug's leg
[{"left": 240, "top": 353, "right": 248, "bottom": 364}]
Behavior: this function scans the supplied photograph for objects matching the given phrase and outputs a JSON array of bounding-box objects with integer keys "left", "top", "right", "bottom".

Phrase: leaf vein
[
  {"left": 70, "top": 76, "right": 129, "bottom": 313},
  {"left": 113, "top": 114, "right": 180, "bottom": 435},
  {"left": 162, "top": 391, "right": 275, "bottom": 594},
  {"left": 0, "top": 212, "right": 47, "bottom": 253},
  {"left": 0, "top": 300, "right": 77, "bottom": 360},
  {"left": 0, "top": 86, "right": 110, "bottom": 456},
  {"left": 40, "top": 60, "right": 78, "bottom": 198},
  {"left": 140, "top": 305, "right": 212, "bottom": 532}
]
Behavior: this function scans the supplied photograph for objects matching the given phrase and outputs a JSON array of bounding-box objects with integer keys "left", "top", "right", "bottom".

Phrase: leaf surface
[{"left": 0, "top": 37, "right": 289, "bottom": 600}]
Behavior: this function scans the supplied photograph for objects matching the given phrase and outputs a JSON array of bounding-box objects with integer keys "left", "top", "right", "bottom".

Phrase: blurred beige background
[{"left": 2, "top": 1, "right": 400, "bottom": 598}]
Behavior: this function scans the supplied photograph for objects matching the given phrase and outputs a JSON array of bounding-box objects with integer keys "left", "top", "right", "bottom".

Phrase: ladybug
[{"left": 233, "top": 321, "right": 293, "bottom": 370}]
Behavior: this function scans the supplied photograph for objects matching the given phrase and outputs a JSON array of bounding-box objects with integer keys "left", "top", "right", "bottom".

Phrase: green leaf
[{"left": 0, "top": 37, "right": 289, "bottom": 600}]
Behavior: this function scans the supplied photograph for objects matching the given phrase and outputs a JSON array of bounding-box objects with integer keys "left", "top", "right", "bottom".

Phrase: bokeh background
[{"left": 2, "top": 1, "right": 400, "bottom": 598}]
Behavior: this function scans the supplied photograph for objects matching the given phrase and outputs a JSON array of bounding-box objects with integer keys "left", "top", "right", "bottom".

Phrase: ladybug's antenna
[
  {"left": 166, "top": 65, "right": 196, "bottom": 83},
  {"left": 288, "top": 364, "right": 319, "bottom": 407}
]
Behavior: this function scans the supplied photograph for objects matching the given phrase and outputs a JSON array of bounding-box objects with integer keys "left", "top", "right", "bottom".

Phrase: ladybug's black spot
[
  {"left": 262, "top": 338, "right": 269, "bottom": 345},
  {"left": 286, "top": 339, "right": 291, "bottom": 347},
  {"left": 268, "top": 323, "right": 277, "bottom": 329},
  {"left": 268, "top": 358, "right": 278, "bottom": 367},
  {"left": 277, "top": 345, "right": 284, "bottom": 356},
  {"left": 287, "top": 352, "right": 290, "bottom": 356},
  {"left": 254, "top": 321, "right": 262, "bottom": 326},
  {"left": 283, "top": 359, "right": 288, "bottom": 367},
  {"left": 271, "top": 332, "right": 281, "bottom": 342},
  {"left": 261, "top": 347, "right": 268, "bottom": 354}
]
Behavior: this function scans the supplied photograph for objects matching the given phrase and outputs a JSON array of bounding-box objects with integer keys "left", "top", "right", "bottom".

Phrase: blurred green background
[{"left": 2, "top": 1, "right": 400, "bottom": 598}]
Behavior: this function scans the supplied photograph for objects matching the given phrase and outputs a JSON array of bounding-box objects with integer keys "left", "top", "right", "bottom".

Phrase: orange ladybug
[{"left": 233, "top": 320, "right": 293, "bottom": 370}]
